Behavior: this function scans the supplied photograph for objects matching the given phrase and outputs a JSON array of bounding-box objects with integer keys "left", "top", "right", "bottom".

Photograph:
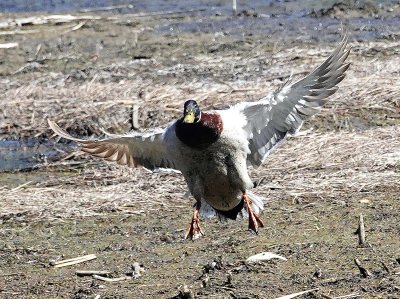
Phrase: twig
[
  {"left": 79, "top": 4, "right": 133, "bottom": 13},
  {"left": 52, "top": 254, "right": 96, "bottom": 265},
  {"left": 34, "top": 43, "right": 42, "bottom": 59},
  {"left": 354, "top": 258, "right": 372, "bottom": 278},
  {"left": 92, "top": 275, "right": 132, "bottom": 282},
  {"left": 324, "top": 292, "right": 362, "bottom": 299},
  {"left": 0, "top": 15, "right": 101, "bottom": 29},
  {"left": 12, "top": 62, "right": 47, "bottom": 75},
  {"left": 356, "top": 214, "right": 366, "bottom": 245},
  {"left": 51, "top": 254, "right": 96, "bottom": 268},
  {"left": 109, "top": 9, "right": 206, "bottom": 19},
  {"left": 0, "top": 43, "right": 18, "bottom": 49},
  {"left": 75, "top": 270, "right": 111, "bottom": 277},
  {"left": 219, "top": 285, "right": 235, "bottom": 291},
  {"left": 247, "top": 252, "right": 287, "bottom": 262},
  {"left": 335, "top": 292, "right": 361, "bottom": 299},
  {"left": 226, "top": 272, "right": 233, "bottom": 285},
  {"left": 0, "top": 29, "right": 39, "bottom": 36},
  {"left": 300, "top": 202, "right": 317, "bottom": 209},
  {"left": 11, "top": 181, "right": 32, "bottom": 192},
  {"left": 62, "top": 21, "right": 87, "bottom": 35},
  {"left": 381, "top": 261, "right": 390, "bottom": 273},
  {"left": 132, "top": 104, "right": 140, "bottom": 130},
  {"left": 274, "top": 288, "right": 319, "bottom": 299}
]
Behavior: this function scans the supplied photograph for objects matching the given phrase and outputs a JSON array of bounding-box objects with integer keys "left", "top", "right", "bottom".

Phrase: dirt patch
[
  {"left": 1, "top": 4, "right": 400, "bottom": 299},
  {"left": 309, "top": 0, "right": 379, "bottom": 18}
]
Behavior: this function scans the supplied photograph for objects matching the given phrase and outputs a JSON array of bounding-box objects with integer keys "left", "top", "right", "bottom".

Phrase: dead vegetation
[{"left": 1, "top": 36, "right": 399, "bottom": 139}]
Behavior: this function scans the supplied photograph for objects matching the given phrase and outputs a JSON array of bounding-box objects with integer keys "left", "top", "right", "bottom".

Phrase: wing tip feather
[{"left": 48, "top": 119, "right": 85, "bottom": 143}]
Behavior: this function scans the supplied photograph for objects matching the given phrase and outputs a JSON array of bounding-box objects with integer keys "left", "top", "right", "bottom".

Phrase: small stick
[
  {"left": 75, "top": 270, "right": 111, "bottom": 277},
  {"left": 132, "top": 104, "right": 140, "bottom": 130},
  {"left": 52, "top": 254, "right": 96, "bottom": 268},
  {"left": 335, "top": 292, "right": 361, "bottom": 299},
  {"left": 11, "top": 181, "right": 32, "bottom": 192},
  {"left": 79, "top": 4, "right": 133, "bottom": 13},
  {"left": 54, "top": 258, "right": 96, "bottom": 268},
  {"left": 62, "top": 21, "right": 87, "bottom": 35},
  {"left": 0, "top": 42, "right": 18, "bottom": 49},
  {"left": 381, "top": 261, "right": 390, "bottom": 273},
  {"left": 354, "top": 258, "right": 372, "bottom": 278},
  {"left": 226, "top": 272, "right": 232, "bottom": 285},
  {"left": 52, "top": 254, "right": 96, "bottom": 265},
  {"left": 0, "top": 29, "right": 40, "bottom": 36},
  {"left": 34, "top": 43, "right": 42, "bottom": 58},
  {"left": 109, "top": 9, "right": 206, "bottom": 19},
  {"left": 274, "top": 288, "right": 319, "bottom": 299},
  {"left": 357, "top": 214, "right": 366, "bottom": 245},
  {"left": 92, "top": 275, "right": 132, "bottom": 282}
]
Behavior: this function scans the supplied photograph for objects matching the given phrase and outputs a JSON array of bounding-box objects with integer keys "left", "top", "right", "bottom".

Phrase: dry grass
[
  {"left": 1, "top": 40, "right": 399, "bottom": 138},
  {"left": 1, "top": 125, "right": 399, "bottom": 220},
  {"left": 0, "top": 39, "right": 399, "bottom": 222}
]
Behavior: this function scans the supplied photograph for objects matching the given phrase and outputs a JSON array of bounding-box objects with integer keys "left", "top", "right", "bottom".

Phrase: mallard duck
[{"left": 49, "top": 35, "right": 350, "bottom": 240}]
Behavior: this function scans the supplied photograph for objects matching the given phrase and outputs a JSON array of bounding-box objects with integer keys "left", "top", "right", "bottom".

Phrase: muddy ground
[{"left": 0, "top": 1, "right": 400, "bottom": 298}]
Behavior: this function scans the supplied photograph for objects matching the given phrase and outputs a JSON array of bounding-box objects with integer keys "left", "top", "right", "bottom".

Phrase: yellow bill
[{"left": 183, "top": 112, "right": 195, "bottom": 123}]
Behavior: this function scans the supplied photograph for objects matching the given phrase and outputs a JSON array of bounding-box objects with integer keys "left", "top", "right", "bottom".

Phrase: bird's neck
[{"left": 175, "top": 112, "right": 223, "bottom": 149}]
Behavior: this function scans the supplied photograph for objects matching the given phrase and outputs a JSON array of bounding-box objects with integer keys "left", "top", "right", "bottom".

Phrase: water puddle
[
  {"left": 0, "top": 139, "right": 78, "bottom": 187},
  {"left": 0, "top": 139, "right": 74, "bottom": 172}
]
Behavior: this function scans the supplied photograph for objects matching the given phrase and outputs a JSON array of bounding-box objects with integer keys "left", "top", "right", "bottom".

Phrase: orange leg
[
  {"left": 185, "top": 202, "right": 205, "bottom": 240},
  {"left": 243, "top": 192, "right": 264, "bottom": 234}
]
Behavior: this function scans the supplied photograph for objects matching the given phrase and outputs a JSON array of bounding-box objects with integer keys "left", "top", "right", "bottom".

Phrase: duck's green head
[{"left": 183, "top": 100, "right": 201, "bottom": 124}]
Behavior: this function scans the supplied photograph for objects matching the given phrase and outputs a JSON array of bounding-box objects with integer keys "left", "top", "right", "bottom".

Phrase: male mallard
[{"left": 49, "top": 35, "right": 350, "bottom": 240}]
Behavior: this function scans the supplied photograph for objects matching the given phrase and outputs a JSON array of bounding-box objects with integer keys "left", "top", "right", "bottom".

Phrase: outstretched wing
[
  {"left": 233, "top": 34, "right": 350, "bottom": 166},
  {"left": 48, "top": 120, "right": 178, "bottom": 171}
]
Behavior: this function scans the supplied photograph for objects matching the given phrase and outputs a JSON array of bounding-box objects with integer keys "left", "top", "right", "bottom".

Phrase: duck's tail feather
[
  {"left": 208, "top": 191, "right": 265, "bottom": 221},
  {"left": 215, "top": 200, "right": 245, "bottom": 220}
]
